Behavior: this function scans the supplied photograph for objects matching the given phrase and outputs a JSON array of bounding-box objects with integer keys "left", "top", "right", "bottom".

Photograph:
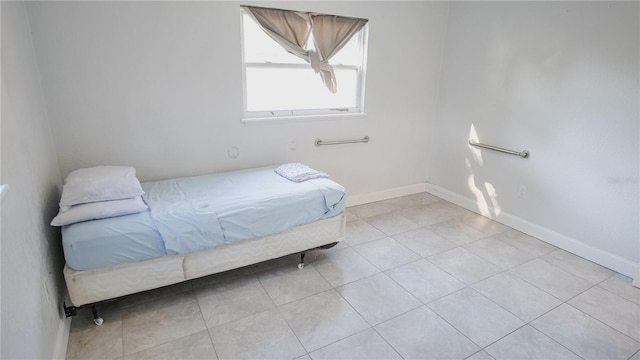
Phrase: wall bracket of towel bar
[
  {"left": 469, "top": 140, "right": 529, "bottom": 158},
  {"left": 315, "top": 136, "right": 370, "bottom": 147}
]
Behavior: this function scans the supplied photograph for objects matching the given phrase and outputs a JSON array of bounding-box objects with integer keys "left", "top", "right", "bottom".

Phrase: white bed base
[{"left": 64, "top": 213, "right": 345, "bottom": 308}]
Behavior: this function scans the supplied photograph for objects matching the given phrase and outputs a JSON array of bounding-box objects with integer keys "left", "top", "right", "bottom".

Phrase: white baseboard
[
  {"left": 53, "top": 314, "right": 72, "bottom": 360},
  {"left": 346, "top": 183, "right": 428, "bottom": 207},
  {"left": 425, "top": 183, "right": 640, "bottom": 280}
]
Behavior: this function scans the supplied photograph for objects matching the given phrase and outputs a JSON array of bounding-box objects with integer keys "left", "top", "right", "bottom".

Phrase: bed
[{"left": 56, "top": 165, "right": 346, "bottom": 324}]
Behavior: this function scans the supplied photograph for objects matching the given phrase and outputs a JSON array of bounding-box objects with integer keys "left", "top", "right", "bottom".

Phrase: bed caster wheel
[
  {"left": 93, "top": 317, "right": 104, "bottom": 326},
  {"left": 298, "top": 252, "right": 306, "bottom": 269}
]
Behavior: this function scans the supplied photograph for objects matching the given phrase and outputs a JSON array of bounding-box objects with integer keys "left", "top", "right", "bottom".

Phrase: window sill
[{"left": 242, "top": 112, "right": 367, "bottom": 124}]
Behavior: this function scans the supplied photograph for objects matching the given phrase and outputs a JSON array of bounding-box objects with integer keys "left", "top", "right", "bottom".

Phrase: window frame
[{"left": 240, "top": 11, "right": 369, "bottom": 123}]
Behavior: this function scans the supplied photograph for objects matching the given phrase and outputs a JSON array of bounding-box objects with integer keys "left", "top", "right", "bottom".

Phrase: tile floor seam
[
  {"left": 536, "top": 256, "right": 603, "bottom": 286},
  {"left": 477, "top": 322, "right": 528, "bottom": 356},
  {"left": 425, "top": 250, "right": 511, "bottom": 287},
  {"left": 310, "top": 257, "right": 338, "bottom": 289},
  {"left": 191, "top": 289, "right": 216, "bottom": 359},
  {"left": 503, "top": 271, "right": 569, "bottom": 305},
  {"left": 205, "top": 328, "right": 220, "bottom": 360},
  {"left": 563, "top": 282, "right": 598, "bottom": 304},
  {"left": 421, "top": 301, "right": 486, "bottom": 353},
  {"left": 594, "top": 271, "right": 618, "bottom": 286},
  {"left": 123, "top": 330, "right": 213, "bottom": 359},
  {"left": 483, "top": 323, "right": 587, "bottom": 360},
  {"left": 121, "top": 290, "right": 206, "bottom": 356},
  {"left": 523, "top": 315, "right": 589, "bottom": 360},
  {"left": 196, "top": 279, "right": 275, "bottom": 329},
  {"left": 507, "top": 258, "right": 589, "bottom": 301},
  {"left": 382, "top": 259, "right": 439, "bottom": 306},
  {"left": 255, "top": 268, "right": 300, "bottom": 308},
  {"left": 310, "top": 246, "right": 381, "bottom": 289},
  {"left": 466, "top": 349, "right": 489, "bottom": 360},
  {"left": 594, "top": 283, "right": 640, "bottom": 304},
  {"left": 272, "top": 301, "right": 311, "bottom": 358},
  {"left": 462, "top": 236, "right": 535, "bottom": 270},
  {"left": 599, "top": 271, "right": 618, "bottom": 285},
  {"left": 350, "top": 291, "right": 424, "bottom": 328},
  {"left": 464, "top": 284, "right": 535, "bottom": 327},
  {"left": 368, "top": 326, "right": 406, "bottom": 360},
  {"left": 530, "top": 302, "right": 640, "bottom": 356},
  {"left": 519, "top": 300, "right": 565, "bottom": 326},
  {"left": 372, "top": 303, "right": 482, "bottom": 359},
  {"left": 565, "top": 292, "right": 640, "bottom": 344},
  {"left": 275, "top": 288, "right": 369, "bottom": 355},
  {"left": 308, "top": 326, "right": 388, "bottom": 359},
  {"left": 333, "top": 274, "right": 399, "bottom": 327},
  {"left": 541, "top": 249, "right": 617, "bottom": 285},
  {"left": 366, "top": 220, "right": 419, "bottom": 238},
  {"left": 371, "top": 326, "right": 405, "bottom": 359}
]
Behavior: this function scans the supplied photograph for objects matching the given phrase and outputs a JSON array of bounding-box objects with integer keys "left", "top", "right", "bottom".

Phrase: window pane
[
  {"left": 246, "top": 67, "right": 358, "bottom": 112},
  {"left": 329, "top": 33, "right": 361, "bottom": 66}
]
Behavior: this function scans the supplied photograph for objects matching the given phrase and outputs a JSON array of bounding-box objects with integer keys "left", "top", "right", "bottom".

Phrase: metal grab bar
[
  {"left": 468, "top": 140, "right": 529, "bottom": 158},
  {"left": 315, "top": 136, "right": 370, "bottom": 147}
]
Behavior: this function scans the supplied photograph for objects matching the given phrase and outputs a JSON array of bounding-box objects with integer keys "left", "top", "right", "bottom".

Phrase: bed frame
[{"left": 63, "top": 213, "right": 345, "bottom": 325}]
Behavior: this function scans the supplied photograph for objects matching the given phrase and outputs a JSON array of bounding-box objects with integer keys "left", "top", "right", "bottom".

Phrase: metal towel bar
[
  {"left": 468, "top": 140, "right": 529, "bottom": 158},
  {"left": 315, "top": 136, "right": 370, "bottom": 147}
]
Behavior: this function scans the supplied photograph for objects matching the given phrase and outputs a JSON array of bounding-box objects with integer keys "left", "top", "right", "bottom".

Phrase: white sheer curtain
[{"left": 242, "top": 5, "right": 368, "bottom": 93}]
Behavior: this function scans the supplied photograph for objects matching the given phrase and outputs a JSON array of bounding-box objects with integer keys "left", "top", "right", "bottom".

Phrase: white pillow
[
  {"left": 51, "top": 196, "right": 148, "bottom": 226},
  {"left": 59, "top": 166, "right": 144, "bottom": 207}
]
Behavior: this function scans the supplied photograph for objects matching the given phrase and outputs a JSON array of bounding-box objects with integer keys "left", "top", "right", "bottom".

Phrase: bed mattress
[
  {"left": 62, "top": 166, "right": 346, "bottom": 271},
  {"left": 64, "top": 214, "right": 345, "bottom": 306}
]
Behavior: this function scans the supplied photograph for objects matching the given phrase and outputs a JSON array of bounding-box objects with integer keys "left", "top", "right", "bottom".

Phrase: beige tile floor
[{"left": 66, "top": 193, "right": 640, "bottom": 360}]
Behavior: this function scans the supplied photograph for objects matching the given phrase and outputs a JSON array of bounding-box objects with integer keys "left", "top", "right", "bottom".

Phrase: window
[{"left": 241, "top": 7, "right": 368, "bottom": 121}]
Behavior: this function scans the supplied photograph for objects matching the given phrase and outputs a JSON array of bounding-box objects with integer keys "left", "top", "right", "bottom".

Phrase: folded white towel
[{"left": 275, "top": 163, "right": 329, "bottom": 183}]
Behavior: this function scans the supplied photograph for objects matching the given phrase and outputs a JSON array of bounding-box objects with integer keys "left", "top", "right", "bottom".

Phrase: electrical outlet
[{"left": 518, "top": 185, "right": 528, "bottom": 199}]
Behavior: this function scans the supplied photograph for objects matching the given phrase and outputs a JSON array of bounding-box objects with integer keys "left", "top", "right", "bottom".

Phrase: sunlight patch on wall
[
  {"left": 484, "top": 182, "right": 501, "bottom": 217},
  {"left": 468, "top": 123, "right": 483, "bottom": 166},
  {"left": 465, "top": 158, "right": 491, "bottom": 217},
  {"left": 466, "top": 123, "right": 501, "bottom": 219}
]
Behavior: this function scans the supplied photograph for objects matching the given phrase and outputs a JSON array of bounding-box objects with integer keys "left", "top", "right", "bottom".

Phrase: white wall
[
  {"left": 1, "top": 2, "right": 68, "bottom": 359},
  {"left": 427, "top": 2, "right": 639, "bottom": 277},
  {"left": 26, "top": 1, "right": 449, "bottom": 202}
]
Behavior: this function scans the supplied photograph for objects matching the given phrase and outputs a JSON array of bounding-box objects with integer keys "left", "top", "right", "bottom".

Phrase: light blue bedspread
[
  {"left": 62, "top": 211, "right": 166, "bottom": 271},
  {"left": 62, "top": 166, "right": 345, "bottom": 271},
  {"left": 142, "top": 166, "right": 345, "bottom": 255}
]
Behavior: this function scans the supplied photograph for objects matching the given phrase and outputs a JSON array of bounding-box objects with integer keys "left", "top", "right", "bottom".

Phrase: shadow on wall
[
  {"left": 43, "top": 184, "right": 67, "bottom": 314},
  {"left": 466, "top": 123, "right": 502, "bottom": 219}
]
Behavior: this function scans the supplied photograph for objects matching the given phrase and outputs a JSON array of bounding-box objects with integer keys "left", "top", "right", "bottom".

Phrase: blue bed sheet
[
  {"left": 62, "top": 211, "right": 166, "bottom": 271},
  {"left": 62, "top": 166, "right": 345, "bottom": 271}
]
